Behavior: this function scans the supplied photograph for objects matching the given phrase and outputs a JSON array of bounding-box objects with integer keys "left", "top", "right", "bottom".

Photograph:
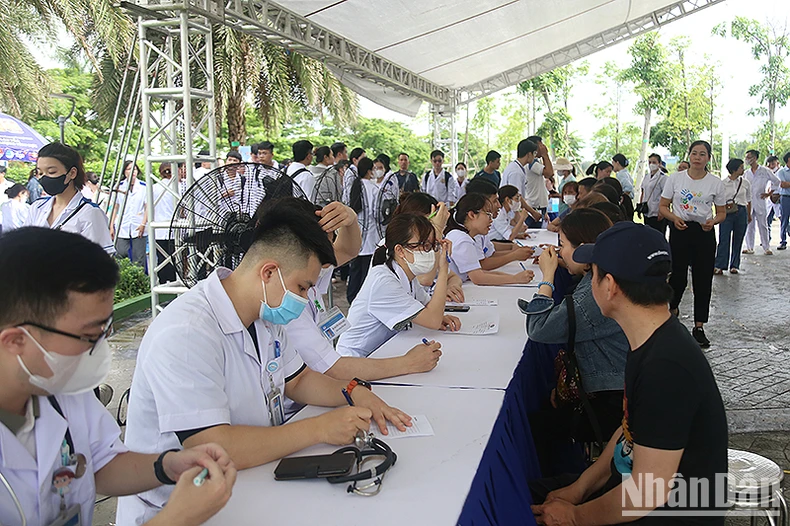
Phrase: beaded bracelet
[{"left": 537, "top": 281, "right": 555, "bottom": 293}]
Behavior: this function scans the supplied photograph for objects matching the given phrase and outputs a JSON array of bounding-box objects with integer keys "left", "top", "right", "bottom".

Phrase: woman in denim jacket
[{"left": 524, "top": 208, "right": 628, "bottom": 473}]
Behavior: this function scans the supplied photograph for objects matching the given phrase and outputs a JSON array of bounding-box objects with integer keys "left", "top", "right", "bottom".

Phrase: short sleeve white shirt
[
  {"left": 640, "top": 171, "right": 667, "bottom": 217},
  {"left": 336, "top": 264, "right": 429, "bottom": 358},
  {"left": 118, "top": 268, "right": 304, "bottom": 524},
  {"left": 1, "top": 199, "right": 30, "bottom": 231},
  {"left": 0, "top": 393, "right": 127, "bottom": 526},
  {"left": 421, "top": 170, "right": 460, "bottom": 204},
  {"left": 489, "top": 208, "right": 514, "bottom": 241},
  {"left": 661, "top": 170, "right": 726, "bottom": 223},
  {"left": 152, "top": 177, "right": 180, "bottom": 240},
  {"left": 26, "top": 192, "right": 115, "bottom": 254},
  {"left": 114, "top": 179, "right": 147, "bottom": 238},
  {"left": 359, "top": 178, "right": 383, "bottom": 256},
  {"left": 745, "top": 165, "right": 780, "bottom": 200},
  {"left": 445, "top": 229, "right": 484, "bottom": 281},
  {"left": 525, "top": 160, "right": 549, "bottom": 209},
  {"left": 722, "top": 176, "right": 752, "bottom": 206},
  {"left": 500, "top": 161, "right": 526, "bottom": 197}
]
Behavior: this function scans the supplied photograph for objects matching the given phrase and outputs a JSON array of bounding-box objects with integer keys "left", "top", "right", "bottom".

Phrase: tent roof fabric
[{"left": 279, "top": 0, "right": 723, "bottom": 95}]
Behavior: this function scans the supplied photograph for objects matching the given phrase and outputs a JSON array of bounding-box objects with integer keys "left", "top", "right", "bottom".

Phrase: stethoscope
[{"left": 0, "top": 470, "right": 27, "bottom": 526}]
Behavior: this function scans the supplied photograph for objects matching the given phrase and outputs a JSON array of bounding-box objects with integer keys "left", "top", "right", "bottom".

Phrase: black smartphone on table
[
  {"left": 274, "top": 451, "right": 356, "bottom": 480},
  {"left": 444, "top": 305, "right": 470, "bottom": 312}
]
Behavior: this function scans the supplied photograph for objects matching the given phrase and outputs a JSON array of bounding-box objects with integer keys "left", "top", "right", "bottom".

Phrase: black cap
[{"left": 572, "top": 222, "right": 671, "bottom": 283}]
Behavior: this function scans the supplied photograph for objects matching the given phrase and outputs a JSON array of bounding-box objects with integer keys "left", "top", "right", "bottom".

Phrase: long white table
[
  {"left": 205, "top": 230, "right": 561, "bottom": 525},
  {"left": 204, "top": 385, "right": 505, "bottom": 525}
]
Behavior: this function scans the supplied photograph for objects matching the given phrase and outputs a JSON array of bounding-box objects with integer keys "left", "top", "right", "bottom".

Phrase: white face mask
[
  {"left": 17, "top": 327, "right": 112, "bottom": 395},
  {"left": 373, "top": 169, "right": 385, "bottom": 179},
  {"left": 649, "top": 163, "right": 659, "bottom": 173},
  {"left": 404, "top": 248, "right": 436, "bottom": 275},
  {"left": 563, "top": 195, "right": 577, "bottom": 206},
  {"left": 510, "top": 200, "right": 522, "bottom": 212},
  {"left": 456, "top": 169, "right": 467, "bottom": 178}
]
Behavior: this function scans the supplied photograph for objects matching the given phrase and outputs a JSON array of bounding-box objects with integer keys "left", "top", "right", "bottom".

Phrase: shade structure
[{"left": 0, "top": 112, "right": 47, "bottom": 163}]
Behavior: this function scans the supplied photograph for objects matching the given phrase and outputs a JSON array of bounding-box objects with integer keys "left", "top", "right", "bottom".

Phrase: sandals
[
  {"left": 713, "top": 268, "right": 724, "bottom": 275},
  {"left": 730, "top": 268, "right": 739, "bottom": 274}
]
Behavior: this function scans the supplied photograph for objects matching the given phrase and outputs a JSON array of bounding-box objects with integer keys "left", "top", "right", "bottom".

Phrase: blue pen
[
  {"left": 341, "top": 388, "right": 355, "bottom": 407},
  {"left": 519, "top": 262, "right": 527, "bottom": 271},
  {"left": 422, "top": 338, "right": 430, "bottom": 345}
]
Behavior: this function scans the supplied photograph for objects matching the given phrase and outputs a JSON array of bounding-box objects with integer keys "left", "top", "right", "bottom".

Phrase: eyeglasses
[
  {"left": 477, "top": 211, "right": 494, "bottom": 219},
  {"left": 21, "top": 316, "right": 114, "bottom": 353},
  {"left": 403, "top": 241, "right": 440, "bottom": 253}
]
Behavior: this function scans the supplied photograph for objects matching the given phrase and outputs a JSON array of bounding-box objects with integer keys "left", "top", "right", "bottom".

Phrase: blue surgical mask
[{"left": 259, "top": 268, "right": 308, "bottom": 325}]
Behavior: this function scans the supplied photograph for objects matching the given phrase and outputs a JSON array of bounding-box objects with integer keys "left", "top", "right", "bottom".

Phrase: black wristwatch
[{"left": 154, "top": 449, "right": 179, "bottom": 485}]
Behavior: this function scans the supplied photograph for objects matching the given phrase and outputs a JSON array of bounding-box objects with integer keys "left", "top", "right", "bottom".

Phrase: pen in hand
[{"left": 341, "top": 388, "right": 355, "bottom": 407}]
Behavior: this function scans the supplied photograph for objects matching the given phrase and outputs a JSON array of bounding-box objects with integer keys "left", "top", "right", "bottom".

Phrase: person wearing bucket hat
[
  {"left": 554, "top": 157, "right": 575, "bottom": 193},
  {"left": 531, "top": 222, "right": 728, "bottom": 525}
]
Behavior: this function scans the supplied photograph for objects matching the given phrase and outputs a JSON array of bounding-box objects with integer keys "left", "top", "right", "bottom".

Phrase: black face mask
[{"left": 39, "top": 173, "right": 70, "bottom": 196}]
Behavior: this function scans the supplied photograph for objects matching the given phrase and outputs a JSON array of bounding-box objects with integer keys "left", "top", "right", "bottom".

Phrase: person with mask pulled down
[
  {"left": 25, "top": 143, "right": 115, "bottom": 255},
  {"left": 0, "top": 227, "right": 236, "bottom": 526},
  {"left": 117, "top": 200, "right": 410, "bottom": 525}
]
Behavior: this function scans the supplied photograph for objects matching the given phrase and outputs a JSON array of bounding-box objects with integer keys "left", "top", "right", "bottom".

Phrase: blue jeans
[
  {"left": 780, "top": 195, "right": 790, "bottom": 245},
  {"left": 715, "top": 206, "right": 747, "bottom": 270}
]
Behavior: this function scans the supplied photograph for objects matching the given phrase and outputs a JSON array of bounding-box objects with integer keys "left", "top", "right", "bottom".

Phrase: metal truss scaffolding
[
  {"left": 127, "top": 0, "right": 724, "bottom": 316},
  {"left": 136, "top": 5, "right": 217, "bottom": 315}
]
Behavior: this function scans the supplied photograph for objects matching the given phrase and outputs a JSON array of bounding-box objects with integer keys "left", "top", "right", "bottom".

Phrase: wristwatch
[
  {"left": 154, "top": 449, "right": 179, "bottom": 485},
  {"left": 346, "top": 378, "right": 372, "bottom": 394}
]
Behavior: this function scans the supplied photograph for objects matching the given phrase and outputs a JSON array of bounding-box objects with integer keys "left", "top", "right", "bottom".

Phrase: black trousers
[
  {"left": 668, "top": 223, "right": 716, "bottom": 323},
  {"left": 155, "top": 239, "right": 177, "bottom": 283},
  {"left": 346, "top": 255, "right": 372, "bottom": 304},
  {"left": 643, "top": 216, "right": 667, "bottom": 237}
]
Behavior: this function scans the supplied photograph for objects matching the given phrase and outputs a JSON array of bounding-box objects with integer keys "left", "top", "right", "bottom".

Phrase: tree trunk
[
  {"left": 637, "top": 106, "right": 652, "bottom": 191},
  {"left": 681, "top": 50, "right": 691, "bottom": 149},
  {"left": 769, "top": 100, "right": 776, "bottom": 155},
  {"left": 226, "top": 85, "right": 246, "bottom": 146}
]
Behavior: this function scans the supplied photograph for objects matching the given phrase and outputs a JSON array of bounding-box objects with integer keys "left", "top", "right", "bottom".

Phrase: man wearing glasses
[
  {"left": 0, "top": 227, "right": 236, "bottom": 526},
  {"left": 421, "top": 150, "right": 460, "bottom": 206}
]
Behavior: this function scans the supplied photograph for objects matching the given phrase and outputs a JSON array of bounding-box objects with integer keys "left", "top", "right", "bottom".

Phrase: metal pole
[
  {"left": 140, "top": 17, "right": 159, "bottom": 317},
  {"left": 98, "top": 49, "right": 134, "bottom": 187}
]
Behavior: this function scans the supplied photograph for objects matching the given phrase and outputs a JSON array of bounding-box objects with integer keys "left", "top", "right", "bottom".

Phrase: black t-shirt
[{"left": 608, "top": 316, "right": 728, "bottom": 525}]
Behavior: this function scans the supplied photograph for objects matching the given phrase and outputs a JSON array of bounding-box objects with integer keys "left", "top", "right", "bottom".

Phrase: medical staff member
[
  {"left": 489, "top": 185, "right": 529, "bottom": 242},
  {"left": 110, "top": 161, "right": 148, "bottom": 265},
  {"left": 743, "top": 149, "right": 780, "bottom": 255},
  {"left": 336, "top": 214, "right": 460, "bottom": 359},
  {"left": 118, "top": 201, "right": 410, "bottom": 525},
  {"left": 25, "top": 143, "right": 115, "bottom": 255},
  {"left": 269, "top": 198, "right": 442, "bottom": 385},
  {"left": 444, "top": 193, "right": 535, "bottom": 286},
  {"left": 346, "top": 157, "right": 380, "bottom": 303},
  {"left": 0, "top": 227, "right": 235, "bottom": 526}
]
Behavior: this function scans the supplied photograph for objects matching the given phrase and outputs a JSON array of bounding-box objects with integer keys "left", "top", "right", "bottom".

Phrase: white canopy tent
[{"left": 125, "top": 0, "right": 725, "bottom": 314}]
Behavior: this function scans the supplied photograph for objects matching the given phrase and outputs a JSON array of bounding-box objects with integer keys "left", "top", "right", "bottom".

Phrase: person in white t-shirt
[
  {"left": 152, "top": 163, "right": 181, "bottom": 283},
  {"left": 288, "top": 140, "right": 314, "bottom": 197},
  {"left": 444, "top": 193, "right": 535, "bottom": 286},
  {"left": 500, "top": 137, "right": 553, "bottom": 227},
  {"left": 0, "top": 165, "right": 13, "bottom": 208},
  {"left": 659, "top": 140, "right": 726, "bottom": 348},
  {"left": 489, "top": 185, "right": 529, "bottom": 242},
  {"left": 0, "top": 183, "right": 30, "bottom": 232},
  {"left": 346, "top": 157, "right": 381, "bottom": 303},
  {"left": 337, "top": 213, "right": 460, "bottom": 358}
]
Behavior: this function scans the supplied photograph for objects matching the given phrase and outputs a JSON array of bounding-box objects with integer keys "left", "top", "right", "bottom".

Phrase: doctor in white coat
[{"left": 0, "top": 227, "right": 235, "bottom": 526}]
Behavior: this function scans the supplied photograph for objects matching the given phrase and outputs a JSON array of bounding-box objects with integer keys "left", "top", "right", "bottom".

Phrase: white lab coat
[
  {"left": 745, "top": 165, "right": 780, "bottom": 251},
  {"left": 0, "top": 393, "right": 127, "bottom": 526},
  {"left": 421, "top": 170, "right": 460, "bottom": 205},
  {"left": 25, "top": 192, "right": 115, "bottom": 255}
]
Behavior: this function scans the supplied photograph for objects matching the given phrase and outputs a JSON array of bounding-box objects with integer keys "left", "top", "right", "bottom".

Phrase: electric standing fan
[
  {"left": 169, "top": 162, "right": 307, "bottom": 287},
  {"left": 312, "top": 165, "right": 343, "bottom": 207},
  {"left": 375, "top": 172, "right": 400, "bottom": 238}
]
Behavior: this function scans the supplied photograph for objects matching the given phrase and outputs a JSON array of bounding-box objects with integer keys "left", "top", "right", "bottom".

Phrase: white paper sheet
[
  {"left": 370, "top": 414, "right": 435, "bottom": 439},
  {"left": 446, "top": 299, "right": 498, "bottom": 307},
  {"left": 453, "top": 318, "right": 499, "bottom": 335}
]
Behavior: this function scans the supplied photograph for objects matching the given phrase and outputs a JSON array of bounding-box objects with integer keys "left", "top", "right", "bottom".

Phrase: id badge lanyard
[
  {"left": 48, "top": 397, "right": 86, "bottom": 524},
  {"left": 265, "top": 340, "right": 285, "bottom": 427}
]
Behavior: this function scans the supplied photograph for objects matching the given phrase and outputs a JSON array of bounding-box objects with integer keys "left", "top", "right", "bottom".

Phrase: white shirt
[
  {"left": 640, "top": 170, "right": 667, "bottom": 218},
  {"left": 457, "top": 177, "right": 468, "bottom": 198},
  {"left": 0, "top": 393, "right": 127, "bottom": 526},
  {"left": 304, "top": 164, "right": 332, "bottom": 202},
  {"left": 745, "top": 165, "right": 780, "bottom": 202},
  {"left": 421, "top": 169, "right": 460, "bottom": 204},
  {"left": 445, "top": 229, "right": 488, "bottom": 281},
  {"left": 661, "top": 170, "right": 726, "bottom": 223},
  {"left": 284, "top": 266, "right": 340, "bottom": 375},
  {"left": 26, "top": 192, "right": 115, "bottom": 254},
  {"left": 722, "top": 176, "right": 752, "bottom": 207},
  {"left": 0, "top": 179, "right": 12, "bottom": 205},
  {"left": 501, "top": 160, "right": 548, "bottom": 208},
  {"left": 117, "top": 268, "right": 304, "bottom": 525},
  {"left": 1, "top": 199, "right": 30, "bottom": 231},
  {"left": 152, "top": 177, "right": 180, "bottom": 240},
  {"left": 489, "top": 208, "right": 515, "bottom": 241},
  {"left": 358, "top": 178, "right": 383, "bottom": 256},
  {"left": 194, "top": 165, "right": 211, "bottom": 180},
  {"left": 114, "top": 179, "right": 147, "bottom": 238},
  {"left": 616, "top": 168, "right": 635, "bottom": 198},
  {"left": 336, "top": 264, "right": 430, "bottom": 358}
]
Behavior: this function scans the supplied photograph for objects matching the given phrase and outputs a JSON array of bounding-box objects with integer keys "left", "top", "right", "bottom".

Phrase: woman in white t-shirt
[
  {"left": 1, "top": 183, "right": 30, "bottom": 232},
  {"left": 443, "top": 193, "right": 534, "bottom": 286},
  {"left": 489, "top": 185, "right": 528, "bottom": 242},
  {"left": 337, "top": 213, "right": 460, "bottom": 358},
  {"left": 659, "top": 140, "right": 726, "bottom": 348}
]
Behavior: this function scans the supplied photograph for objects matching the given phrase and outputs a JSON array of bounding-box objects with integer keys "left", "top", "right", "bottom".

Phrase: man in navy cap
[{"left": 531, "top": 222, "right": 728, "bottom": 526}]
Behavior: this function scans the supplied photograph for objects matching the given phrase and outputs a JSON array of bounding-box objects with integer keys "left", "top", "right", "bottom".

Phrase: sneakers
[
  {"left": 713, "top": 268, "right": 724, "bottom": 275},
  {"left": 742, "top": 248, "right": 754, "bottom": 254},
  {"left": 765, "top": 249, "right": 774, "bottom": 255},
  {"left": 778, "top": 244, "right": 787, "bottom": 250},
  {"left": 692, "top": 327, "right": 710, "bottom": 348},
  {"left": 730, "top": 268, "right": 739, "bottom": 274}
]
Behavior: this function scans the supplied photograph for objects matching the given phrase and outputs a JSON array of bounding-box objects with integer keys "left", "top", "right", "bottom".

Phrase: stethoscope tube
[{"left": 0, "top": 470, "right": 26, "bottom": 526}]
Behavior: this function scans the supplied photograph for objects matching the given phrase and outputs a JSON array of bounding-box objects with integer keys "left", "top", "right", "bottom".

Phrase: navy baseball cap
[{"left": 572, "top": 222, "right": 671, "bottom": 282}]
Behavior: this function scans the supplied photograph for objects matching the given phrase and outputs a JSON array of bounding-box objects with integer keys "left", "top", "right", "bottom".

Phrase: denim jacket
[{"left": 525, "top": 272, "right": 628, "bottom": 393}]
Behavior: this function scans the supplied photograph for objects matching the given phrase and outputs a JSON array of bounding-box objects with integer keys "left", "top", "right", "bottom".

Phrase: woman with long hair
[
  {"left": 25, "top": 143, "right": 114, "bottom": 254},
  {"left": 337, "top": 213, "right": 460, "bottom": 358},
  {"left": 444, "top": 193, "right": 534, "bottom": 286},
  {"left": 346, "top": 156, "right": 379, "bottom": 303},
  {"left": 659, "top": 140, "right": 727, "bottom": 347}
]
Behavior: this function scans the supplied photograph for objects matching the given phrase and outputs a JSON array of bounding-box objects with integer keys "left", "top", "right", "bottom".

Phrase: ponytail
[
  {"left": 373, "top": 213, "right": 435, "bottom": 269},
  {"left": 349, "top": 157, "right": 374, "bottom": 214},
  {"left": 444, "top": 193, "right": 488, "bottom": 237}
]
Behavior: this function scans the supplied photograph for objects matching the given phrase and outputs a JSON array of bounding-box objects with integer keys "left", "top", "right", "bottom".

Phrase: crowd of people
[{"left": 0, "top": 133, "right": 781, "bottom": 526}]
